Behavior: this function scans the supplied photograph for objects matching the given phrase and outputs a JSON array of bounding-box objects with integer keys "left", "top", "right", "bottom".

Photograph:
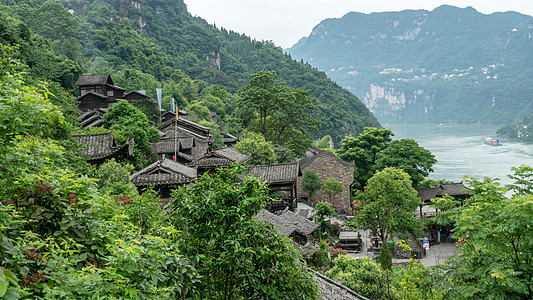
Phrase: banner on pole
[{"left": 156, "top": 88, "right": 162, "bottom": 112}]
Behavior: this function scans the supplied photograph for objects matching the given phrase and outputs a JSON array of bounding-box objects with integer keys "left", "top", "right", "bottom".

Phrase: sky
[{"left": 183, "top": 0, "right": 533, "bottom": 49}]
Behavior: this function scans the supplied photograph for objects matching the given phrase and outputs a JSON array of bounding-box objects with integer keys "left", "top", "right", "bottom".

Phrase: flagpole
[{"left": 174, "top": 105, "right": 178, "bottom": 161}]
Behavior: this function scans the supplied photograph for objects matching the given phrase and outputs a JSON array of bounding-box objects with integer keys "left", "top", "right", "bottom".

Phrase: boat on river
[{"left": 484, "top": 137, "right": 503, "bottom": 146}]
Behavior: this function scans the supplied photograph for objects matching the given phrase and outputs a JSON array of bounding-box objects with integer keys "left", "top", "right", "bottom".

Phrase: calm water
[{"left": 386, "top": 124, "right": 533, "bottom": 185}]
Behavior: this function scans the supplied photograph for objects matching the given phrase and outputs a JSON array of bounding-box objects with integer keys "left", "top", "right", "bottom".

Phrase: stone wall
[{"left": 298, "top": 151, "right": 354, "bottom": 215}]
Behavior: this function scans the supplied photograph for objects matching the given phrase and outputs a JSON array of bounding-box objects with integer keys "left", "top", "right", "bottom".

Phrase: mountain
[
  {"left": 1, "top": 0, "right": 379, "bottom": 146},
  {"left": 287, "top": 5, "right": 533, "bottom": 124}
]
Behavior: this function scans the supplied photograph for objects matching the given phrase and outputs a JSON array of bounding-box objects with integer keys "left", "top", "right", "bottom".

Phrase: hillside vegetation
[
  {"left": 1, "top": 0, "right": 379, "bottom": 146},
  {"left": 288, "top": 5, "right": 533, "bottom": 124}
]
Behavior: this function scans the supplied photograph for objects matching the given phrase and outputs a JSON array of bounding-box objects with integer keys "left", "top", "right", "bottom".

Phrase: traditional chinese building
[
  {"left": 298, "top": 147, "right": 354, "bottom": 216},
  {"left": 187, "top": 147, "right": 250, "bottom": 175},
  {"left": 72, "top": 131, "right": 134, "bottom": 164},
  {"left": 130, "top": 158, "right": 197, "bottom": 199},
  {"left": 247, "top": 163, "right": 301, "bottom": 212},
  {"left": 75, "top": 74, "right": 126, "bottom": 112}
]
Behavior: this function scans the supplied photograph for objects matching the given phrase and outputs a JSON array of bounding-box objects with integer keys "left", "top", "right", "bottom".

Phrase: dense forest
[
  {"left": 0, "top": 0, "right": 379, "bottom": 146},
  {"left": 288, "top": 5, "right": 533, "bottom": 124}
]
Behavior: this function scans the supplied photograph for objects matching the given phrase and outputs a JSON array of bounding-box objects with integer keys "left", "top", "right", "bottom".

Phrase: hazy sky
[{"left": 183, "top": 0, "right": 533, "bottom": 48}]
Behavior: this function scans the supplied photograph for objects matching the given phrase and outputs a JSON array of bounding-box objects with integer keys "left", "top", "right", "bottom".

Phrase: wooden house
[
  {"left": 130, "top": 158, "right": 197, "bottom": 199},
  {"left": 152, "top": 137, "right": 196, "bottom": 164},
  {"left": 298, "top": 147, "right": 355, "bottom": 216},
  {"left": 75, "top": 74, "right": 126, "bottom": 112},
  {"left": 187, "top": 146, "right": 250, "bottom": 175},
  {"left": 158, "top": 114, "right": 213, "bottom": 159},
  {"left": 72, "top": 131, "right": 134, "bottom": 164},
  {"left": 247, "top": 163, "right": 301, "bottom": 212},
  {"left": 122, "top": 91, "right": 159, "bottom": 120},
  {"left": 417, "top": 182, "right": 471, "bottom": 218}
]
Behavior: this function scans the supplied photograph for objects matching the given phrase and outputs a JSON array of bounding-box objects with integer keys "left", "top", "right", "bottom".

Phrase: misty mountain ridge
[{"left": 287, "top": 5, "right": 533, "bottom": 124}]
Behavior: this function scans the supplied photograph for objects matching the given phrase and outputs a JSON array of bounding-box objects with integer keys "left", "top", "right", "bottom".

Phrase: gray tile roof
[
  {"left": 130, "top": 158, "right": 197, "bottom": 186},
  {"left": 255, "top": 209, "right": 295, "bottom": 236},
  {"left": 153, "top": 137, "right": 195, "bottom": 153},
  {"left": 188, "top": 147, "right": 250, "bottom": 168},
  {"left": 72, "top": 132, "right": 134, "bottom": 161},
  {"left": 255, "top": 209, "right": 319, "bottom": 237},
  {"left": 280, "top": 210, "right": 320, "bottom": 236},
  {"left": 247, "top": 163, "right": 300, "bottom": 184},
  {"left": 215, "top": 147, "right": 250, "bottom": 163},
  {"left": 223, "top": 132, "right": 239, "bottom": 144},
  {"left": 75, "top": 74, "right": 111, "bottom": 86},
  {"left": 417, "top": 182, "right": 470, "bottom": 201}
]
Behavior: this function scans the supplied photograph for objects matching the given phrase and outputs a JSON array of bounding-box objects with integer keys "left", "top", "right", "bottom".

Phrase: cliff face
[{"left": 288, "top": 5, "right": 533, "bottom": 124}]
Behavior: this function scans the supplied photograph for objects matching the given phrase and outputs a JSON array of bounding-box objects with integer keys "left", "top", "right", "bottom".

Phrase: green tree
[
  {"left": 95, "top": 159, "right": 138, "bottom": 197},
  {"left": 337, "top": 127, "right": 393, "bottom": 190},
  {"left": 169, "top": 166, "right": 319, "bottom": 299},
  {"left": 314, "top": 201, "right": 337, "bottom": 218},
  {"left": 234, "top": 131, "right": 276, "bottom": 165},
  {"left": 301, "top": 170, "right": 321, "bottom": 203},
  {"left": 434, "top": 172, "right": 533, "bottom": 298},
  {"left": 322, "top": 177, "right": 344, "bottom": 204},
  {"left": 237, "top": 70, "right": 319, "bottom": 156},
  {"left": 375, "top": 139, "right": 436, "bottom": 189},
  {"left": 102, "top": 100, "right": 160, "bottom": 167},
  {"left": 353, "top": 167, "right": 421, "bottom": 269},
  {"left": 325, "top": 255, "right": 387, "bottom": 299}
]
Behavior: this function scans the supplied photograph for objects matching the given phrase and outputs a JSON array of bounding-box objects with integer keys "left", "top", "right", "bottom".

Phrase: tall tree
[
  {"left": 353, "top": 167, "right": 421, "bottom": 269},
  {"left": 237, "top": 70, "right": 319, "bottom": 156},
  {"left": 337, "top": 127, "right": 393, "bottom": 190},
  {"left": 375, "top": 139, "right": 436, "bottom": 189}
]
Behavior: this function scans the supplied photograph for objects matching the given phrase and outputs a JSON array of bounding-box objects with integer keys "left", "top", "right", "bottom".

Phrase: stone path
[{"left": 419, "top": 242, "right": 457, "bottom": 267}]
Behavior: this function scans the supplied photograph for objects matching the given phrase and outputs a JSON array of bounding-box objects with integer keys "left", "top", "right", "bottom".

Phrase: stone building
[{"left": 298, "top": 147, "right": 354, "bottom": 216}]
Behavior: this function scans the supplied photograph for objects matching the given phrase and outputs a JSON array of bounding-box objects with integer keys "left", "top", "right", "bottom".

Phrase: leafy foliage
[
  {"left": 237, "top": 70, "right": 319, "bottom": 156},
  {"left": 338, "top": 127, "right": 436, "bottom": 190},
  {"left": 314, "top": 201, "right": 338, "bottom": 218},
  {"left": 337, "top": 127, "right": 393, "bottom": 190},
  {"left": 352, "top": 167, "right": 421, "bottom": 268},
  {"left": 234, "top": 131, "right": 276, "bottom": 165},
  {"left": 432, "top": 172, "right": 533, "bottom": 298},
  {"left": 321, "top": 177, "right": 344, "bottom": 203},
  {"left": 169, "top": 166, "right": 319, "bottom": 299},
  {"left": 375, "top": 139, "right": 436, "bottom": 189},
  {"left": 326, "top": 255, "right": 387, "bottom": 299},
  {"left": 102, "top": 100, "right": 160, "bottom": 167},
  {"left": 301, "top": 170, "right": 321, "bottom": 203}
]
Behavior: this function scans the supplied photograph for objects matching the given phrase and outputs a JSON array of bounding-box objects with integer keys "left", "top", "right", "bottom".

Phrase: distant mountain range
[{"left": 287, "top": 5, "right": 533, "bottom": 124}]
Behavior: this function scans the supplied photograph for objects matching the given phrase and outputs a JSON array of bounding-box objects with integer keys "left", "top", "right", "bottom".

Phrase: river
[{"left": 385, "top": 124, "right": 533, "bottom": 186}]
